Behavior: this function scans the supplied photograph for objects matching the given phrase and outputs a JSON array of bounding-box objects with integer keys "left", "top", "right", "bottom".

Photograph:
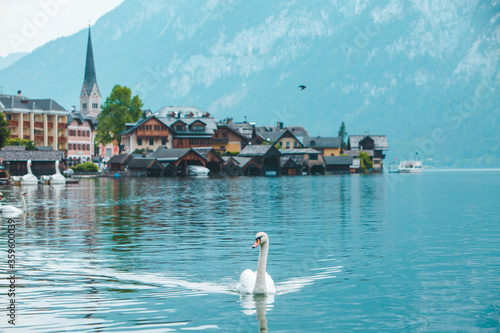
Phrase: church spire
[
  {"left": 80, "top": 26, "right": 101, "bottom": 117},
  {"left": 83, "top": 26, "right": 97, "bottom": 93}
]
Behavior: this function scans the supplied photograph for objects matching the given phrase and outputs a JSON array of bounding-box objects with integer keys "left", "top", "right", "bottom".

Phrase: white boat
[
  {"left": 398, "top": 160, "right": 423, "bottom": 173},
  {"left": 187, "top": 165, "right": 210, "bottom": 177}
]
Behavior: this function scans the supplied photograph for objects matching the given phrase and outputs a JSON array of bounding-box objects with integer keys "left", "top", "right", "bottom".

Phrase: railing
[
  {"left": 48, "top": 136, "right": 54, "bottom": 142},
  {"left": 10, "top": 134, "right": 18, "bottom": 139},
  {"left": 23, "top": 135, "right": 30, "bottom": 140},
  {"left": 47, "top": 122, "right": 54, "bottom": 128},
  {"left": 34, "top": 121, "right": 44, "bottom": 128},
  {"left": 58, "top": 123, "right": 66, "bottom": 129},
  {"left": 8, "top": 120, "right": 18, "bottom": 127},
  {"left": 34, "top": 135, "right": 43, "bottom": 142},
  {"left": 58, "top": 136, "right": 67, "bottom": 142},
  {"left": 23, "top": 121, "right": 30, "bottom": 127}
]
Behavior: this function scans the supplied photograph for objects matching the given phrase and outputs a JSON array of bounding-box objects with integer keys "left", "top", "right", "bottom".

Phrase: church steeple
[{"left": 80, "top": 26, "right": 101, "bottom": 117}]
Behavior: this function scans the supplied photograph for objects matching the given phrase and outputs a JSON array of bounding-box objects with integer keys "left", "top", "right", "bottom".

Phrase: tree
[
  {"left": 358, "top": 151, "right": 373, "bottom": 173},
  {"left": 96, "top": 85, "right": 143, "bottom": 145},
  {"left": 338, "top": 121, "right": 347, "bottom": 150},
  {"left": 5, "top": 138, "right": 36, "bottom": 150},
  {"left": 0, "top": 112, "right": 11, "bottom": 149}
]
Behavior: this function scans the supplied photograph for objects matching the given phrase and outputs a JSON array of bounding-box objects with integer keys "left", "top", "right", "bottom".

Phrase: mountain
[
  {"left": 0, "top": 0, "right": 499, "bottom": 167},
  {"left": 0, "top": 52, "right": 27, "bottom": 71}
]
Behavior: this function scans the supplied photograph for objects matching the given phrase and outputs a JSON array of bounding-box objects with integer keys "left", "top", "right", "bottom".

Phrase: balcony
[
  {"left": 8, "top": 120, "right": 18, "bottom": 127},
  {"left": 212, "top": 138, "right": 228, "bottom": 143},
  {"left": 23, "top": 121, "right": 30, "bottom": 127},
  {"left": 48, "top": 136, "right": 54, "bottom": 142},
  {"left": 10, "top": 134, "right": 18, "bottom": 139},
  {"left": 58, "top": 123, "right": 66, "bottom": 129},
  {"left": 34, "top": 121, "right": 44, "bottom": 128},
  {"left": 34, "top": 135, "right": 43, "bottom": 142},
  {"left": 23, "top": 135, "right": 30, "bottom": 140},
  {"left": 58, "top": 136, "right": 67, "bottom": 142},
  {"left": 47, "top": 122, "right": 54, "bottom": 129}
]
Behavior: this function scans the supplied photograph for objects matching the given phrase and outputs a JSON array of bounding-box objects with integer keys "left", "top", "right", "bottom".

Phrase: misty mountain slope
[{"left": 0, "top": 0, "right": 498, "bottom": 167}]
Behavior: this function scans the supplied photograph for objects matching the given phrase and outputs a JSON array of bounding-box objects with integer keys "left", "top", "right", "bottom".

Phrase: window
[
  {"left": 92, "top": 103, "right": 98, "bottom": 109},
  {"left": 82, "top": 103, "right": 87, "bottom": 111},
  {"left": 175, "top": 125, "right": 185, "bottom": 131},
  {"left": 87, "top": 144, "right": 90, "bottom": 151},
  {"left": 222, "top": 132, "right": 227, "bottom": 138},
  {"left": 215, "top": 133, "right": 219, "bottom": 138},
  {"left": 149, "top": 138, "right": 154, "bottom": 145},
  {"left": 106, "top": 148, "right": 112, "bottom": 157},
  {"left": 78, "top": 144, "right": 81, "bottom": 150},
  {"left": 309, "top": 154, "right": 318, "bottom": 160},
  {"left": 286, "top": 141, "right": 290, "bottom": 148},
  {"left": 78, "top": 130, "right": 81, "bottom": 137},
  {"left": 137, "top": 138, "right": 143, "bottom": 146},
  {"left": 192, "top": 125, "right": 204, "bottom": 131},
  {"left": 161, "top": 138, "right": 167, "bottom": 145},
  {"left": 293, "top": 141, "right": 298, "bottom": 148}
]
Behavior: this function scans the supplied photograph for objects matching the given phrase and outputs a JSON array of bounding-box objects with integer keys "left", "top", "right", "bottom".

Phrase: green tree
[
  {"left": 338, "top": 121, "right": 347, "bottom": 149},
  {"left": 0, "top": 113, "right": 11, "bottom": 149},
  {"left": 358, "top": 151, "right": 373, "bottom": 173},
  {"left": 5, "top": 137, "right": 36, "bottom": 150},
  {"left": 96, "top": 85, "right": 143, "bottom": 145}
]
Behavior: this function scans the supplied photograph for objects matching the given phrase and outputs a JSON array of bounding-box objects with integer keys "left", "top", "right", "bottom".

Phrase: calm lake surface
[{"left": 1, "top": 171, "right": 499, "bottom": 332}]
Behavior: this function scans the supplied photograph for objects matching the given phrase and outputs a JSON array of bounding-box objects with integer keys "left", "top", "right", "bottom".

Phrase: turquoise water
[{"left": 1, "top": 171, "right": 499, "bottom": 332}]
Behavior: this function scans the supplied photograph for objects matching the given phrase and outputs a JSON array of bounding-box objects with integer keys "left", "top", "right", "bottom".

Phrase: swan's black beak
[{"left": 252, "top": 237, "right": 261, "bottom": 249}]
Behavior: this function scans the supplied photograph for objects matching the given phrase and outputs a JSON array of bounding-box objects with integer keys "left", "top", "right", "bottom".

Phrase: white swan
[
  {"left": 50, "top": 160, "right": 66, "bottom": 184},
  {"left": 237, "top": 232, "right": 276, "bottom": 294},
  {"left": 0, "top": 191, "right": 27, "bottom": 215},
  {"left": 21, "top": 160, "right": 39, "bottom": 185}
]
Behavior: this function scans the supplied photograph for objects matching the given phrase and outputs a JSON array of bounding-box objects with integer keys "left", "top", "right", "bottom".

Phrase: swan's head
[
  {"left": 252, "top": 232, "right": 269, "bottom": 249},
  {"left": 0, "top": 192, "right": 3, "bottom": 200},
  {"left": 22, "top": 192, "right": 27, "bottom": 197}
]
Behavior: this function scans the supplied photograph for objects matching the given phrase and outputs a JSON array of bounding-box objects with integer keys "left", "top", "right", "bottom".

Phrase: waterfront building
[
  {"left": 346, "top": 134, "right": 389, "bottom": 172},
  {"left": 302, "top": 136, "right": 342, "bottom": 156},
  {"left": 0, "top": 91, "right": 68, "bottom": 150},
  {"left": 238, "top": 145, "right": 282, "bottom": 176},
  {"left": 279, "top": 148, "right": 325, "bottom": 175},
  {"left": 253, "top": 124, "right": 304, "bottom": 149},
  {"left": 67, "top": 111, "right": 95, "bottom": 165},
  {"left": 213, "top": 119, "right": 249, "bottom": 154}
]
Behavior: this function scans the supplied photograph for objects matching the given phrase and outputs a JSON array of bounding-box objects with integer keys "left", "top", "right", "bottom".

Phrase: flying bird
[{"left": 298, "top": 85, "right": 307, "bottom": 90}]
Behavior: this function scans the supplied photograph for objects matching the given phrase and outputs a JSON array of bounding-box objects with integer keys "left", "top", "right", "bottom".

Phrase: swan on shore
[
  {"left": 0, "top": 191, "right": 27, "bottom": 215},
  {"left": 237, "top": 232, "right": 276, "bottom": 294}
]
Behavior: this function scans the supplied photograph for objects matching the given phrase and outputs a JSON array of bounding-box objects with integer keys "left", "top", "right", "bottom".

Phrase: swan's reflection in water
[{"left": 240, "top": 293, "right": 274, "bottom": 332}]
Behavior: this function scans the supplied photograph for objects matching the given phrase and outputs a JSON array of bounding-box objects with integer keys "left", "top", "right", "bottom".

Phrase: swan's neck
[
  {"left": 22, "top": 196, "right": 26, "bottom": 212},
  {"left": 254, "top": 242, "right": 269, "bottom": 294}
]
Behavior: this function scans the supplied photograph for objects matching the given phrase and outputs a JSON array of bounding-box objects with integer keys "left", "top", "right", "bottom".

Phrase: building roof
[
  {"left": 152, "top": 147, "right": 206, "bottom": 162},
  {"left": 155, "top": 106, "right": 204, "bottom": 117},
  {"left": 127, "top": 158, "right": 162, "bottom": 169},
  {"left": 254, "top": 126, "right": 286, "bottom": 143},
  {"left": 280, "top": 156, "right": 301, "bottom": 168},
  {"left": 279, "top": 148, "right": 321, "bottom": 155},
  {"left": 324, "top": 156, "right": 354, "bottom": 166},
  {"left": 239, "top": 145, "right": 281, "bottom": 157},
  {"left": 0, "top": 149, "right": 64, "bottom": 161},
  {"left": 0, "top": 94, "right": 67, "bottom": 113},
  {"left": 108, "top": 154, "right": 132, "bottom": 165},
  {"left": 68, "top": 111, "right": 96, "bottom": 128},
  {"left": 233, "top": 156, "right": 253, "bottom": 166},
  {"left": 343, "top": 149, "right": 374, "bottom": 157},
  {"left": 348, "top": 135, "right": 389, "bottom": 150},
  {"left": 302, "top": 136, "right": 342, "bottom": 148}
]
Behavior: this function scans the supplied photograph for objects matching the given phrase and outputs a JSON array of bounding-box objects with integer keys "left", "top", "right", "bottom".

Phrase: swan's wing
[
  {"left": 236, "top": 269, "right": 256, "bottom": 293},
  {"left": 265, "top": 272, "right": 276, "bottom": 294}
]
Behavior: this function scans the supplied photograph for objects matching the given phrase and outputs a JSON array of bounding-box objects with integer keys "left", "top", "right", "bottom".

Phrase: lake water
[{"left": 1, "top": 171, "right": 499, "bottom": 332}]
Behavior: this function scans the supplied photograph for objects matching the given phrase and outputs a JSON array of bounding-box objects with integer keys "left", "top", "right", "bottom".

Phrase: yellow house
[
  {"left": 212, "top": 123, "right": 249, "bottom": 154},
  {"left": 0, "top": 92, "right": 68, "bottom": 150},
  {"left": 303, "top": 136, "right": 342, "bottom": 156}
]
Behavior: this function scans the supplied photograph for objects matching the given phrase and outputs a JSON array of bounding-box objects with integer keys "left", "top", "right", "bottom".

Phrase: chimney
[
  {"left": 71, "top": 106, "right": 76, "bottom": 112},
  {"left": 226, "top": 117, "right": 233, "bottom": 124},
  {"left": 292, "top": 128, "right": 295, "bottom": 134},
  {"left": 17, "top": 90, "right": 21, "bottom": 96},
  {"left": 277, "top": 121, "right": 283, "bottom": 129}
]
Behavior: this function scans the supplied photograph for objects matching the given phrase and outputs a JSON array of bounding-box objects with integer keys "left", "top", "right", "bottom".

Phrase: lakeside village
[{"left": 0, "top": 28, "right": 389, "bottom": 183}]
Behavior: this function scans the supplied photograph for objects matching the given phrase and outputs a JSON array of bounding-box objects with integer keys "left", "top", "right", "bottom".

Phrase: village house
[
  {"left": 238, "top": 145, "right": 282, "bottom": 176},
  {"left": 222, "top": 156, "right": 262, "bottom": 176},
  {"left": 253, "top": 124, "right": 304, "bottom": 149},
  {"left": 279, "top": 148, "right": 326, "bottom": 175},
  {"left": 152, "top": 147, "right": 212, "bottom": 177},
  {"left": 0, "top": 92, "right": 68, "bottom": 151},
  {"left": 346, "top": 134, "right": 389, "bottom": 172},
  {"left": 212, "top": 119, "right": 249, "bottom": 154},
  {"left": 120, "top": 115, "right": 173, "bottom": 153},
  {"left": 0, "top": 146, "right": 65, "bottom": 177},
  {"left": 302, "top": 136, "right": 342, "bottom": 156},
  {"left": 67, "top": 111, "right": 95, "bottom": 166},
  {"left": 324, "top": 156, "right": 353, "bottom": 174}
]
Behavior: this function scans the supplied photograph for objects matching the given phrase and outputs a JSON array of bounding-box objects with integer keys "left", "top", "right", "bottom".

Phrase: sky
[{"left": 0, "top": 0, "right": 124, "bottom": 57}]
